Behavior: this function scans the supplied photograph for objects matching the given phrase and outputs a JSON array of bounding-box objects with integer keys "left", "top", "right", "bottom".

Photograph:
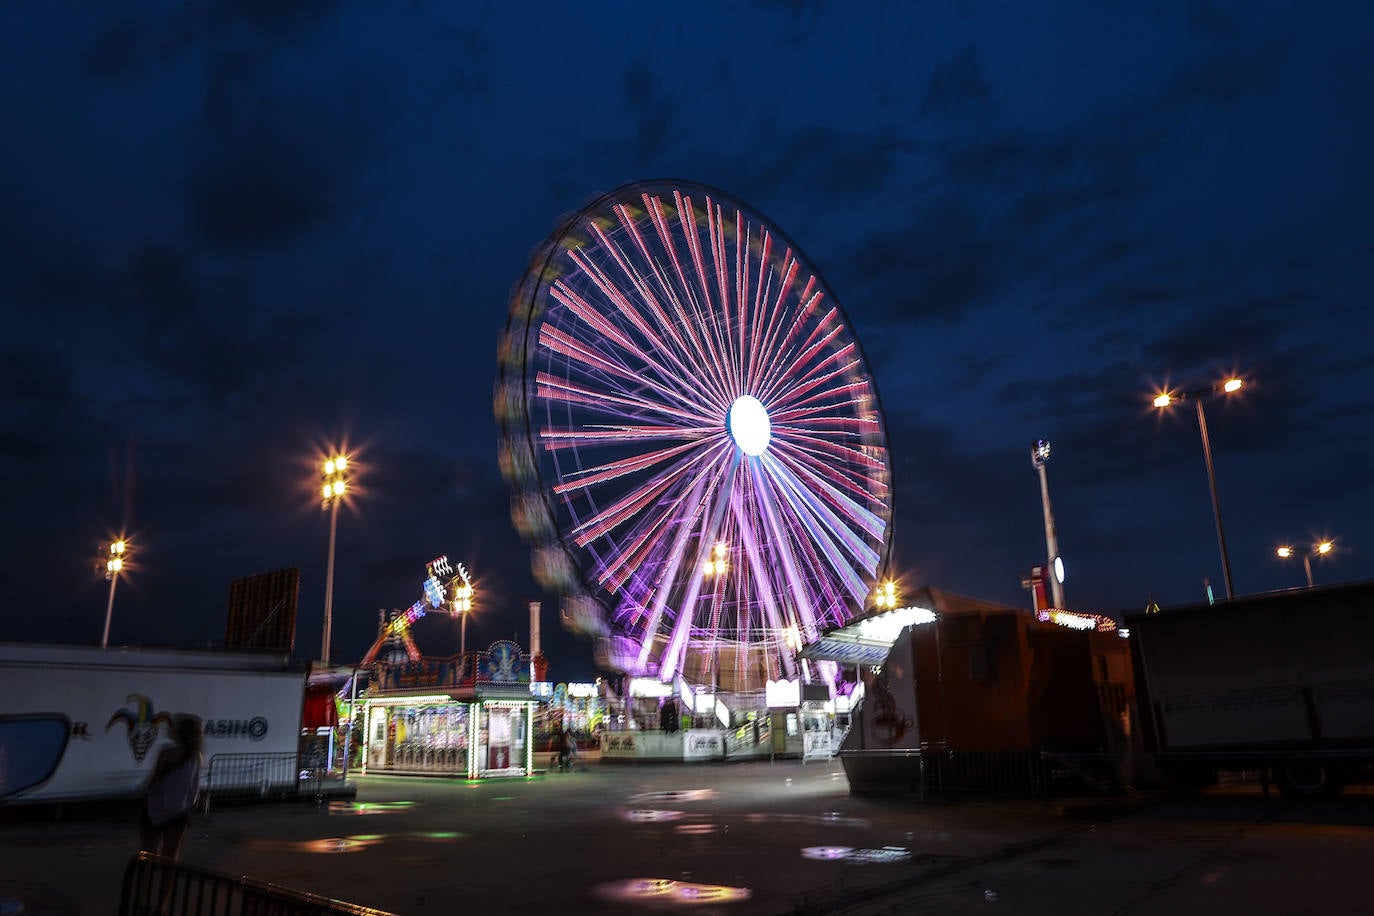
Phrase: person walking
[
  {"left": 556, "top": 728, "right": 576, "bottom": 772},
  {"left": 140, "top": 714, "right": 204, "bottom": 860}
]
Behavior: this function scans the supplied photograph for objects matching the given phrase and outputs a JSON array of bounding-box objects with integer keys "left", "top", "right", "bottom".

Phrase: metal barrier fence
[
  {"left": 119, "top": 851, "right": 396, "bottom": 915},
  {"left": 203, "top": 752, "right": 323, "bottom": 812},
  {"left": 916, "top": 749, "right": 1050, "bottom": 798}
]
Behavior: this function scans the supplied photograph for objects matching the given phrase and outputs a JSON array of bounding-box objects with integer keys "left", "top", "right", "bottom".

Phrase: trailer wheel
[{"left": 1279, "top": 756, "right": 1341, "bottom": 799}]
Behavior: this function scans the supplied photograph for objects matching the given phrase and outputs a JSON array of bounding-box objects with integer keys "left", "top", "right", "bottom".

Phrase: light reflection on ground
[
  {"left": 622, "top": 809, "right": 685, "bottom": 822},
  {"left": 592, "top": 878, "right": 751, "bottom": 907},
  {"left": 325, "top": 801, "right": 418, "bottom": 815},
  {"left": 246, "top": 835, "right": 384, "bottom": 854},
  {"left": 673, "top": 824, "right": 718, "bottom": 835},
  {"left": 243, "top": 831, "right": 464, "bottom": 854},
  {"left": 744, "top": 812, "right": 869, "bottom": 828},
  {"left": 800, "top": 846, "right": 912, "bottom": 864},
  {"left": 626, "top": 789, "right": 716, "bottom": 804}
]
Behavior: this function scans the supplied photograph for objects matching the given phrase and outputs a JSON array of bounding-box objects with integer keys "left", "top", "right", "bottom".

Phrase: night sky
[{"left": 4, "top": 2, "right": 1371, "bottom": 683}]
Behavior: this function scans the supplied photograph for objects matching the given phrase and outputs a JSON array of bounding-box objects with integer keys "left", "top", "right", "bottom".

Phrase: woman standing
[{"left": 140, "top": 714, "right": 204, "bottom": 860}]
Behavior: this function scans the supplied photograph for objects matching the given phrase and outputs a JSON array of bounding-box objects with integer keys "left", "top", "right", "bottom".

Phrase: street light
[
  {"left": 702, "top": 541, "right": 729, "bottom": 578},
  {"left": 873, "top": 579, "right": 899, "bottom": 610},
  {"left": 100, "top": 538, "right": 127, "bottom": 649},
  {"left": 452, "top": 577, "right": 475, "bottom": 655},
  {"left": 1030, "top": 439, "right": 1066, "bottom": 609},
  {"left": 1276, "top": 540, "right": 1335, "bottom": 588},
  {"left": 1152, "top": 377, "right": 1245, "bottom": 600},
  {"left": 320, "top": 454, "right": 349, "bottom": 666}
]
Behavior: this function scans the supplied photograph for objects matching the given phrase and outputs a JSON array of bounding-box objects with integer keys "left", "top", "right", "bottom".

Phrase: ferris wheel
[{"left": 497, "top": 181, "right": 892, "bottom": 689}]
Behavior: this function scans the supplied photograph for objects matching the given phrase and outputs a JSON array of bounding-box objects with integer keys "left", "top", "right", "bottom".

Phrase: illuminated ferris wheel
[{"left": 497, "top": 181, "right": 892, "bottom": 689}]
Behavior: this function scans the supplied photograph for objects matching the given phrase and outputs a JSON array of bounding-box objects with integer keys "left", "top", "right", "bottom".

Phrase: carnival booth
[{"left": 361, "top": 640, "right": 539, "bottom": 778}]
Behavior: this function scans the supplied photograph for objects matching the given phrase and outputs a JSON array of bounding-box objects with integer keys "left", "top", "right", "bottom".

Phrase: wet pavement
[{"left": 3, "top": 761, "right": 1373, "bottom": 914}]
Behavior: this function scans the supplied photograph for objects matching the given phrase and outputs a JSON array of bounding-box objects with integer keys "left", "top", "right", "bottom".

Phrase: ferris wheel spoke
[
  {"left": 619, "top": 465, "right": 714, "bottom": 642},
  {"left": 749, "top": 463, "right": 828, "bottom": 650},
  {"left": 551, "top": 272, "right": 721, "bottom": 416},
  {"left": 765, "top": 349, "right": 861, "bottom": 413},
  {"left": 658, "top": 444, "right": 741, "bottom": 681},
  {"left": 570, "top": 441, "right": 723, "bottom": 550},
  {"left": 583, "top": 440, "right": 732, "bottom": 588},
  {"left": 614, "top": 203, "right": 732, "bottom": 404},
  {"left": 767, "top": 443, "right": 886, "bottom": 542},
  {"left": 541, "top": 425, "right": 712, "bottom": 450},
  {"left": 732, "top": 214, "right": 750, "bottom": 399},
  {"left": 768, "top": 436, "right": 883, "bottom": 506},
  {"left": 771, "top": 428, "right": 888, "bottom": 477},
  {"left": 575, "top": 227, "right": 730, "bottom": 410},
  {"left": 756, "top": 312, "right": 844, "bottom": 406},
  {"left": 747, "top": 252, "right": 803, "bottom": 398},
  {"left": 769, "top": 377, "right": 871, "bottom": 422},
  {"left": 650, "top": 453, "right": 738, "bottom": 680},
  {"left": 761, "top": 451, "right": 880, "bottom": 581},
  {"left": 676, "top": 193, "right": 739, "bottom": 399},
  {"left": 741, "top": 230, "right": 772, "bottom": 394},
  {"left": 706, "top": 202, "right": 738, "bottom": 395},
  {"left": 535, "top": 372, "right": 719, "bottom": 427},
  {"left": 548, "top": 438, "right": 707, "bottom": 495},
  {"left": 751, "top": 275, "right": 819, "bottom": 396},
  {"left": 540, "top": 324, "right": 715, "bottom": 419},
  {"left": 646, "top": 194, "right": 726, "bottom": 392},
  {"left": 728, "top": 488, "right": 797, "bottom": 677}
]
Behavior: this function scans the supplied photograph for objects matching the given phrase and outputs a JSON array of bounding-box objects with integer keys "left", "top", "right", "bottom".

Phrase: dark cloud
[
  {"left": 755, "top": 126, "right": 913, "bottom": 198},
  {"left": 82, "top": 1, "right": 341, "bottom": 85},
  {"left": 185, "top": 52, "right": 394, "bottom": 249},
  {"left": 82, "top": 13, "right": 188, "bottom": 83},
  {"left": 119, "top": 244, "right": 198, "bottom": 325},
  {"left": 1154, "top": 44, "right": 1283, "bottom": 112},
  {"left": 206, "top": 0, "right": 343, "bottom": 37},
  {"left": 622, "top": 61, "right": 674, "bottom": 166},
  {"left": 922, "top": 45, "right": 991, "bottom": 114},
  {"left": 845, "top": 195, "right": 1003, "bottom": 323}
]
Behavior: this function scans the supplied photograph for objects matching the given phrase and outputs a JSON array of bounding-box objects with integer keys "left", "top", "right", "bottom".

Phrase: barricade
[
  {"left": 203, "top": 752, "right": 323, "bottom": 812},
  {"left": 119, "top": 851, "right": 395, "bottom": 915}
]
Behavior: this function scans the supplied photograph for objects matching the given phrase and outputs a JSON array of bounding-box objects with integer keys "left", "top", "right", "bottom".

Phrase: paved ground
[{"left": 3, "top": 761, "right": 1373, "bottom": 914}]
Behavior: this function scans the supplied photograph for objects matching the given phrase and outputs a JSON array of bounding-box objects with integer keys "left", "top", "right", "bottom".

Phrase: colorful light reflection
[{"left": 593, "top": 879, "right": 752, "bottom": 906}]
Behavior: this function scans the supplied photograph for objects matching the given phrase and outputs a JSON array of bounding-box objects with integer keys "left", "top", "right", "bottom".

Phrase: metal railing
[
  {"left": 119, "top": 851, "right": 396, "bottom": 915},
  {"left": 203, "top": 753, "right": 323, "bottom": 812}
]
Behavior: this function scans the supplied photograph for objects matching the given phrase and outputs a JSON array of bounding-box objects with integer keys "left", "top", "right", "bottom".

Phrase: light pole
[
  {"left": 452, "top": 577, "right": 474, "bottom": 655},
  {"left": 1030, "top": 440, "right": 1066, "bottom": 610},
  {"left": 321, "top": 455, "right": 349, "bottom": 666},
  {"left": 100, "top": 538, "right": 127, "bottom": 649},
  {"left": 1153, "top": 377, "right": 1244, "bottom": 600},
  {"left": 1277, "top": 541, "right": 1334, "bottom": 588}
]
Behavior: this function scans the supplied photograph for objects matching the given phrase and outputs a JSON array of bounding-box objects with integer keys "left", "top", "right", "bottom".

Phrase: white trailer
[{"left": 0, "top": 643, "right": 307, "bottom": 805}]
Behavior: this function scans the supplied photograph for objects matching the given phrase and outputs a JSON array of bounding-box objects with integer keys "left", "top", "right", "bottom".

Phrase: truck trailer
[
  {"left": 1126, "top": 580, "right": 1374, "bottom": 797},
  {"left": 0, "top": 643, "right": 308, "bottom": 805}
]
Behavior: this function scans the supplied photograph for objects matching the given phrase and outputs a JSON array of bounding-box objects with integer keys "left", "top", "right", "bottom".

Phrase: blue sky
[{"left": 3, "top": 1, "right": 1371, "bottom": 681}]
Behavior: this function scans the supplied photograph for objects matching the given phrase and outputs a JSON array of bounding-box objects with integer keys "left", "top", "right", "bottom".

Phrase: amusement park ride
[
  {"left": 359, "top": 556, "right": 474, "bottom": 667},
  {"left": 497, "top": 180, "right": 894, "bottom": 693}
]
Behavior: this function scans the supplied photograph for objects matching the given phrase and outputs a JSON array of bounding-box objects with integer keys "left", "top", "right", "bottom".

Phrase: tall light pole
[
  {"left": 321, "top": 455, "right": 349, "bottom": 666},
  {"left": 1277, "top": 540, "right": 1334, "bottom": 588},
  {"left": 452, "top": 576, "right": 474, "bottom": 655},
  {"left": 1030, "top": 440, "right": 1066, "bottom": 610},
  {"left": 1153, "top": 377, "right": 1244, "bottom": 600},
  {"left": 100, "top": 538, "right": 127, "bottom": 649}
]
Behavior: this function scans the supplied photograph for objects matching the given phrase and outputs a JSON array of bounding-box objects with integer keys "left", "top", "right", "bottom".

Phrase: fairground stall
[{"left": 361, "top": 640, "right": 538, "bottom": 778}]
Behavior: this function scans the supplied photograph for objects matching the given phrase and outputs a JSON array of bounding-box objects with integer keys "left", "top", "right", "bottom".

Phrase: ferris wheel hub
[{"left": 727, "top": 395, "right": 771, "bottom": 456}]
